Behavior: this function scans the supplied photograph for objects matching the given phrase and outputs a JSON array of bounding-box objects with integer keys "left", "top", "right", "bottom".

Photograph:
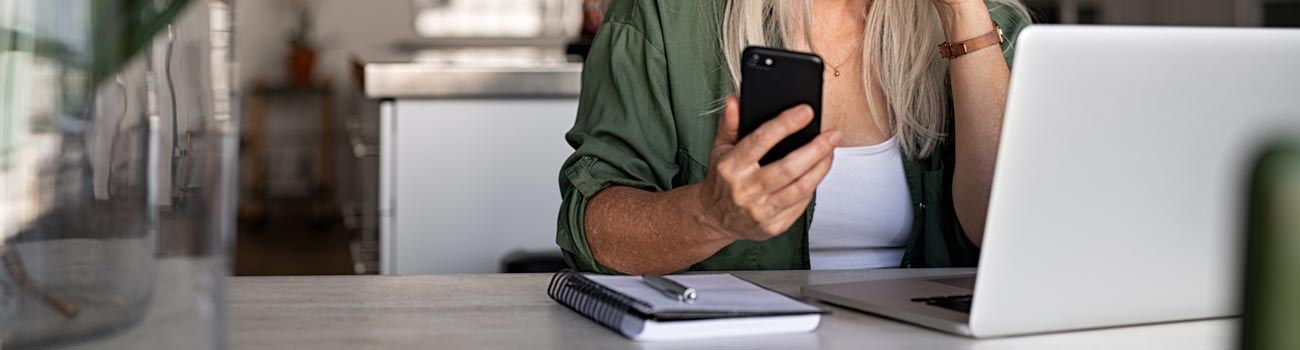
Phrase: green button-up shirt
[{"left": 558, "top": 0, "right": 1029, "bottom": 274}]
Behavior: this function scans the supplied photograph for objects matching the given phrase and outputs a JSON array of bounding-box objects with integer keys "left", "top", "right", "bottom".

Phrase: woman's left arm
[{"left": 935, "top": 1, "right": 1012, "bottom": 246}]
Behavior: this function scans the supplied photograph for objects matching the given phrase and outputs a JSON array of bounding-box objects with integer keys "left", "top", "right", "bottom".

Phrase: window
[{"left": 411, "top": 0, "right": 582, "bottom": 38}]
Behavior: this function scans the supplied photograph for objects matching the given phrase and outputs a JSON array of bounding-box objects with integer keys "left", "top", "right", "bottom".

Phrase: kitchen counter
[{"left": 364, "top": 46, "right": 582, "bottom": 98}]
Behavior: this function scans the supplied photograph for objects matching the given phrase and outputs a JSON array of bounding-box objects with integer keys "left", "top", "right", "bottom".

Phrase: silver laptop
[{"left": 802, "top": 26, "right": 1300, "bottom": 338}]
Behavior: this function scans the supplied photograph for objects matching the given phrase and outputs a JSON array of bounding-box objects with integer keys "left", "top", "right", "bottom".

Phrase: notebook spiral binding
[{"left": 548, "top": 269, "right": 652, "bottom": 333}]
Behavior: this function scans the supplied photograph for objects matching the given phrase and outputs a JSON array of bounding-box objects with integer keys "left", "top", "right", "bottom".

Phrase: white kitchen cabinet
[{"left": 379, "top": 98, "right": 577, "bottom": 274}]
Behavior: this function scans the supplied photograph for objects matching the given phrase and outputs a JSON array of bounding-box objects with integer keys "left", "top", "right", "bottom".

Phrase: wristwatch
[{"left": 938, "top": 21, "right": 1004, "bottom": 60}]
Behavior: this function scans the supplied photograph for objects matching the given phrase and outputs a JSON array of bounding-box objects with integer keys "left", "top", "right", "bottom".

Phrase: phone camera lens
[{"left": 748, "top": 54, "right": 760, "bottom": 67}]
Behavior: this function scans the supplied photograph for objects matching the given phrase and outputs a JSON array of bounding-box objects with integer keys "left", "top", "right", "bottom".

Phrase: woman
[{"left": 557, "top": 0, "right": 1031, "bottom": 274}]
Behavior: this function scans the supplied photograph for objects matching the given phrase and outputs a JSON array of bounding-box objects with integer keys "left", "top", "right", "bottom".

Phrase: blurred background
[{"left": 228, "top": 0, "right": 1300, "bottom": 277}]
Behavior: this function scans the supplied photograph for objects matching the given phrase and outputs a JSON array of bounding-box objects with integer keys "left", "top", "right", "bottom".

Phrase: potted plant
[{"left": 286, "top": 0, "right": 317, "bottom": 87}]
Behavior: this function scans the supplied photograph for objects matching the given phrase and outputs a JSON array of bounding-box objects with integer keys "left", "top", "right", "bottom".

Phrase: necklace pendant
[{"left": 833, "top": 68, "right": 841, "bottom": 77}]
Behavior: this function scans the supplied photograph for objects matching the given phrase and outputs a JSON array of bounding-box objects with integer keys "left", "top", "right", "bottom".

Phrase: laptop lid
[{"left": 971, "top": 26, "right": 1300, "bottom": 337}]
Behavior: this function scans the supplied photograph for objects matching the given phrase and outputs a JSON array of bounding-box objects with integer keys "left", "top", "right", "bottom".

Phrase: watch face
[{"left": 1242, "top": 141, "right": 1300, "bottom": 350}]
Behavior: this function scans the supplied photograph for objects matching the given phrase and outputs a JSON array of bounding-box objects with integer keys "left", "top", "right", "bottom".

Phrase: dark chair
[{"left": 500, "top": 249, "right": 569, "bottom": 273}]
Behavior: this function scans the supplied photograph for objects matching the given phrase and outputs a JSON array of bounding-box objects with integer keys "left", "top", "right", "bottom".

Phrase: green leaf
[{"left": 89, "top": 0, "right": 194, "bottom": 88}]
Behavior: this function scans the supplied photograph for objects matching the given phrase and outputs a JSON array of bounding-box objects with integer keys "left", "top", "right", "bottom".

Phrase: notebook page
[{"left": 584, "top": 274, "right": 823, "bottom": 314}]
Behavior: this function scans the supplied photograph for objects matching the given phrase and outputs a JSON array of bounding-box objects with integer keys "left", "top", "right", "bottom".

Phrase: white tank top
[{"left": 808, "top": 136, "right": 914, "bottom": 270}]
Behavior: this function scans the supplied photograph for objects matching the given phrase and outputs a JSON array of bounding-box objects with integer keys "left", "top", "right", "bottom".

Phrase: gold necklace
[
  {"left": 812, "top": 9, "right": 866, "bottom": 77},
  {"left": 820, "top": 38, "right": 863, "bottom": 78}
]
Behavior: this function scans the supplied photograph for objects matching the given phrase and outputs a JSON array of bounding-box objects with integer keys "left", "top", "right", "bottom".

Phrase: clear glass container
[{"left": 0, "top": 0, "right": 236, "bottom": 349}]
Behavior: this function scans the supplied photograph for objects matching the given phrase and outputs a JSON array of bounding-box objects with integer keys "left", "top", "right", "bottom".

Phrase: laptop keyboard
[{"left": 911, "top": 295, "right": 973, "bottom": 314}]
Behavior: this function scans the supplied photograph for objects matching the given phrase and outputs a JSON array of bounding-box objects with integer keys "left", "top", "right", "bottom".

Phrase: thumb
[{"left": 714, "top": 95, "right": 740, "bottom": 148}]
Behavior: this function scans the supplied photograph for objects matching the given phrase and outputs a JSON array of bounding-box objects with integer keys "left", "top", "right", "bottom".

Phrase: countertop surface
[
  {"left": 229, "top": 268, "right": 1236, "bottom": 350},
  {"left": 364, "top": 46, "right": 582, "bottom": 98}
]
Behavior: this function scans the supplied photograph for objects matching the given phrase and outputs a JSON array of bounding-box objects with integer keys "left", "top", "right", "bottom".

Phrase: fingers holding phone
[
  {"left": 696, "top": 47, "right": 835, "bottom": 242},
  {"left": 707, "top": 46, "right": 836, "bottom": 241},
  {"left": 762, "top": 129, "right": 840, "bottom": 207},
  {"left": 698, "top": 95, "right": 840, "bottom": 242},
  {"left": 733, "top": 104, "right": 813, "bottom": 163}
]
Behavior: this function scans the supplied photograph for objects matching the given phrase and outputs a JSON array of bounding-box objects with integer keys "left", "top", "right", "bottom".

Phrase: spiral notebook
[{"left": 547, "top": 270, "right": 827, "bottom": 341}]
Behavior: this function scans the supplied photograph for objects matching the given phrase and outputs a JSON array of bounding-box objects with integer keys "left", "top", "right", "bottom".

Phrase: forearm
[
  {"left": 584, "top": 185, "right": 735, "bottom": 275},
  {"left": 937, "top": 2, "right": 1011, "bottom": 245}
]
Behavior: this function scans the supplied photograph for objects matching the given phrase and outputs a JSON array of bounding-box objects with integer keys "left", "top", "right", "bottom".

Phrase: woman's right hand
[{"left": 694, "top": 96, "right": 841, "bottom": 242}]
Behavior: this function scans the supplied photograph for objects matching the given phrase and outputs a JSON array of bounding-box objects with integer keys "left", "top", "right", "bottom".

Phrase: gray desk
[{"left": 231, "top": 268, "right": 1236, "bottom": 350}]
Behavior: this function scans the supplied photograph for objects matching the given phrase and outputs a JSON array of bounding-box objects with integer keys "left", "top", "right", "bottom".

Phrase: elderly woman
[{"left": 557, "top": 0, "right": 1031, "bottom": 274}]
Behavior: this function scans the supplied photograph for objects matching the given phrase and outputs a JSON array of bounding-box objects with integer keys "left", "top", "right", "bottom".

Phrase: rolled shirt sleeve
[{"left": 557, "top": 16, "right": 679, "bottom": 273}]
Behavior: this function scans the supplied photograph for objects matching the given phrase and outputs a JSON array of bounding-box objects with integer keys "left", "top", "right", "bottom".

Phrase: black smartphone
[
  {"left": 1241, "top": 140, "right": 1300, "bottom": 350},
  {"left": 739, "top": 46, "right": 824, "bottom": 165}
]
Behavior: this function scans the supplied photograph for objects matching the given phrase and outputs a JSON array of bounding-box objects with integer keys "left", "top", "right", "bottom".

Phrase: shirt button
[{"left": 919, "top": 202, "right": 927, "bottom": 209}]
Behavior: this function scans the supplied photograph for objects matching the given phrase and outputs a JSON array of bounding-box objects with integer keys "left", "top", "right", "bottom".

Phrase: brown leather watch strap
[{"left": 938, "top": 22, "right": 1004, "bottom": 59}]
